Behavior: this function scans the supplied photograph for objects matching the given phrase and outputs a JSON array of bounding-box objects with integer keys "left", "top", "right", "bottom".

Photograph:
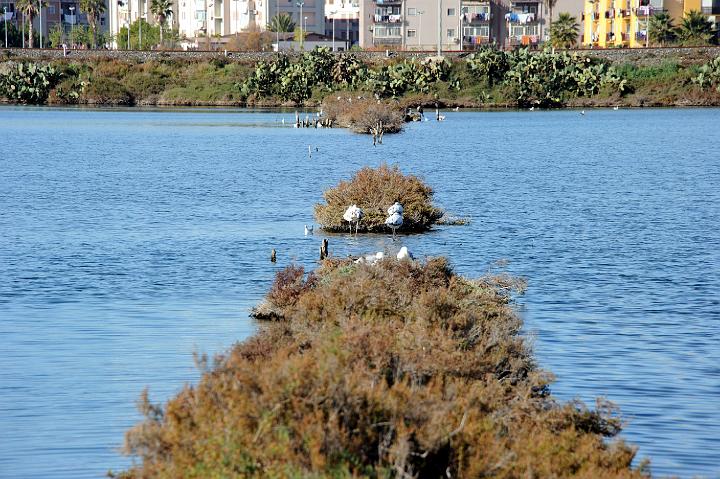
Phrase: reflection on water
[{"left": 1, "top": 106, "right": 718, "bottom": 478}]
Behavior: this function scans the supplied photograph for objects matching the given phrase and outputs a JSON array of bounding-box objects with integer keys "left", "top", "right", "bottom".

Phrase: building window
[
  {"left": 407, "top": 7, "right": 416, "bottom": 15},
  {"left": 447, "top": 28, "right": 455, "bottom": 37},
  {"left": 464, "top": 25, "right": 489, "bottom": 37},
  {"left": 48, "top": 5, "right": 55, "bottom": 13},
  {"left": 407, "top": 28, "right": 416, "bottom": 37},
  {"left": 447, "top": 7, "right": 455, "bottom": 15}
]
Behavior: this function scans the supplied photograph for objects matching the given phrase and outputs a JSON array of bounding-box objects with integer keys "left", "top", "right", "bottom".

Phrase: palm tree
[
  {"left": 79, "top": 0, "right": 106, "bottom": 48},
  {"left": 550, "top": 12, "right": 578, "bottom": 48},
  {"left": 678, "top": 10, "right": 715, "bottom": 46},
  {"left": 544, "top": 0, "right": 557, "bottom": 35},
  {"left": 267, "top": 13, "right": 295, "bottom": 33},
  {"left": 150, "top": 0, "right": 173, "bottom": 46},
  {"left": 16, "top": 0, "right": 45, "bottom": 48},
  {"left": 648, "top": 11, "right": 676, "bottom": 46}
]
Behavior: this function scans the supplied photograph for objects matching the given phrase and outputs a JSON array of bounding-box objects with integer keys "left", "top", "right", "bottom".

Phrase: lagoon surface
[{"left": 1, "top": 106, "right": 719, "bottom": 478}]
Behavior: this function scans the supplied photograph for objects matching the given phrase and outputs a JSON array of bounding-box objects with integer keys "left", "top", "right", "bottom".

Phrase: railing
[
  {"left": 373, "top": 14, "right": 402, "bottom": 22},
  {"left": 463, "top": 12, "right": 491, "bottom": 23},
  {"left": 373, "top": 36, "right": 402, "bottom": 44},
  {"left": 504, "top": 12, "right": 536, "bottom": 23},
  {"left": 701, "top": 6, "right": 720, "bottom": 13},
  {"left": 374, "top": 0, "right": 401, "bottom": 4},
  {"left": 633, "top": 5, "right": 659, "bottom": 16}
]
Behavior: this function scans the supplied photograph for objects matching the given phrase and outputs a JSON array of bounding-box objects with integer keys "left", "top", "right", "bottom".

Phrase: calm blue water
[{"left": 1, "top": 106, "right": 718, "bottom": 478}]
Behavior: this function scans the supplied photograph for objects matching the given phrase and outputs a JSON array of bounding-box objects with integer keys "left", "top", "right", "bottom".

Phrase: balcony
[
  {"left": 373, "top": 14, "right": 401, "bottom": 23},
  {"left": 63, "top": 14, "right": 77, "bottom": 24},
  {"left": 635, "top": 5, "right": 655, "bottom": 17},
  {"left": 374, "top": 0, "right": 401, "bottom": 4},
  {"left": 372, "top": 36, "right": 401, "bottom": 44},
  {"left": 505, "top": 11, "right": 537, "bottom": 23},
  {"left": 463, "top": 12, "right": 491, "bottom": 23}
]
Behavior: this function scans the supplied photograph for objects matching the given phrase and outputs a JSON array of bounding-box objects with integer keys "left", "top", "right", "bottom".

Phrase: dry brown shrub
[
  {"left": 314, "top": 164, "right": 444, "bottom": 233},
  {"left": 267, "top": 264, "right": 317, "bottom": 310},
  {"left": 118, "top": 258, "right": 649, "bottom": 479},
  {"left": 322, "top": 95, "right": 405, "bottom": 133}
]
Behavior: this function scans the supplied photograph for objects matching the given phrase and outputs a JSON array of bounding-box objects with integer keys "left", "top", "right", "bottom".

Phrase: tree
[
  {"left": 70, "top": 24, "right": 92, "bottom": 47},
  {"left": 117, "top": 18, "right": 159, "bottom": 50},
  {"left": 150, "top": 0, "right": 173, "bottom": 46},
  {"left": 0, "top": 17, "right": 23, "bottom": 47},
  {"left": 15, "top": 0, "right": 46, "bottom": 48},
  {"left": 79, "top": 0, "right": 106, "bottom": 48},
  {"left": 267, "top": 13, "right": 295, "bottom": 33},
  {"left": 550, "top": 12, "right": 578, "bottom": 48},
  {"left": 648, "top": 11, "right": 676, "bottom": 46},
  {"left": 48, "top": 23, "right": 65, "bottom": 47},
  {"left": 544, "top": 0, "right": 558, "bottom": 35},
  {"left": 678, "top": 10, "right": 716, "bottom": 46}
]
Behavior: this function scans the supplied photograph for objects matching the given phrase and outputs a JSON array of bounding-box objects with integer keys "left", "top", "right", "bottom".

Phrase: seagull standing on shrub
[
  {"left": 396, "top": 246, "right": 413, "bottom": 261},
  {"left": 385, "top": 211, "right": 403, "bottom": 240},
  {"left": 387, "top": 202, "right": 404, "bottom": 216},
  {"left": 343, "top": 204, "right": 363, "bottom": 235}
]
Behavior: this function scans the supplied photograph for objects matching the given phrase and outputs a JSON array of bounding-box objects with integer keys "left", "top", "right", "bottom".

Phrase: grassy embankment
[{"left": 1, "top": 48, "right": 720, "bottom": 114}]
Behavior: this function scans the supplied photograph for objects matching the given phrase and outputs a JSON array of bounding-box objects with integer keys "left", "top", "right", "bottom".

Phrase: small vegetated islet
[
  {"left": 115, "top": 257, "right": 650, "bottom": 478},
  {"left": 314, "top": 164, "right": 444, "bottom": 233}
]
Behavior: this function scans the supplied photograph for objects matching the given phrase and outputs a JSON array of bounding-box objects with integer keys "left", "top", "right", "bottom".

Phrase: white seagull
[
  {"left": 304, "top": 224, "right": 314, "bottom": 236},
  {"left": 343, "top": 204, "right": 363, "bottom": 235},
  {"left": 385, "top": 212, "right": 403, "bottom": 240},
  {"left": 396, "top": 246, "right": 413, "bottom": 261},
  {"left": 355, "top": 251, "right": 385, "bottom": 265},
  {"left": 387, "top": 202, "right": 404, "bottom": 216}
]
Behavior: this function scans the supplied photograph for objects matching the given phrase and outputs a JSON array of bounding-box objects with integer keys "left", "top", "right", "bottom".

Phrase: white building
[
  {"left": 325, "top": 0, "right": 359, "bottom": 45},
  {"left": 174, "top": 0, "right": 325, "bottom": 41}
]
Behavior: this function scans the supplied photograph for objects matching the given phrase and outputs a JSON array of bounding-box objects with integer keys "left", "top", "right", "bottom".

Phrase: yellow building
[{"left": 582, "top": 0, "right": 715, "bottom": 48}]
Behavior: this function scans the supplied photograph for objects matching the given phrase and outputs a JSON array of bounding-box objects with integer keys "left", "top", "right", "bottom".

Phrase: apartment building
[
  {"left": 171, "top": 0, "right": 325, "bottom": 40},
  {"left": 504, "top": 0, "right": 545, "bottom": 47},
  {"left": 324, "top": 0, "right": 359, "bottom": 46},
  {"left": 358, "top": 0, "right": 555, "bottom": 50},
  {"left": 583, "top": 0, "right": 719, "bottom": 47}
]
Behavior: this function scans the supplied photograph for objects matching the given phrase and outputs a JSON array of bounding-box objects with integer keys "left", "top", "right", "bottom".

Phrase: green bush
[
  {"left": 692, "top": 56, "right": 720, "bottom": 91},
  {"left": 466, "top": 48, "right": 628, "bottom": 108},
  {"left": 80, "top": 76, "right": 133, "bottom": 105},
  {"left": 0, "top": 62, "right": 61, "bottom": 104}
]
